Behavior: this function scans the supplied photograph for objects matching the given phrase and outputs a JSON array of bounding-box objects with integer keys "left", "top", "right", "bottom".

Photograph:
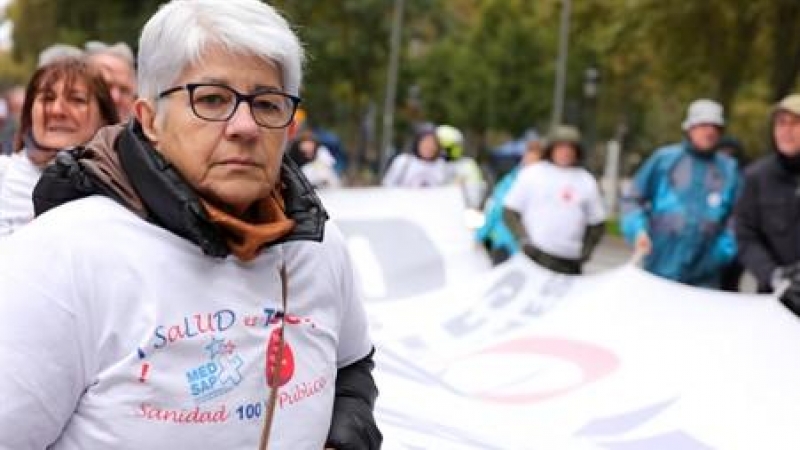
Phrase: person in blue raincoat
[
  {"left": 621, "top": 99, "right": 741, "bottom": 288},
  {"left": 476, "top": 132, "right": 543, "bottom": 264}
]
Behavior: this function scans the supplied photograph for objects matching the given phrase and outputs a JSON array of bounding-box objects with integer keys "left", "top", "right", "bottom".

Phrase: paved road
[{"left": 584, "top": 234, "right": 632, "bottom": 274}]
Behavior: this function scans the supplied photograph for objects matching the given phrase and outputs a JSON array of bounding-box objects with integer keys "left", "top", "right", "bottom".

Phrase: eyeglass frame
[{"left": 157, "top": 83, "right": 302, "bottom": 129}]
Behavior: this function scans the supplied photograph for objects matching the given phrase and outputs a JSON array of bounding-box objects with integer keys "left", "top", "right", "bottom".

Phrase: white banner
[
  {"left": 368, "top": 256, "right": 800, "bottom": 449},
  {"left": 320, "top": 187, "right": 800, "bottom": 449},
  {"left": 320, "top": 186, "right": 491, "bottom": 301}
]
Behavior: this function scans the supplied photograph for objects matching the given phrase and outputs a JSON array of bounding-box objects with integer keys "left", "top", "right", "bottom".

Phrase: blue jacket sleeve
[
  {"left": 620, "top": 153, "right": 660, "bottom": 244},
  {"left": 709, "top": 166, "right": 742, "bottom": 267}
]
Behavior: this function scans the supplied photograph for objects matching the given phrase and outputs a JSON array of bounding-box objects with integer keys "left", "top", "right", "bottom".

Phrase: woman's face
[
  {"left": 31, "top": 78, "right": 103, "bottom": 151},
  {"left": 137, "top": 48, "right": 291, "bottom": 216},
  {"left": 417, "top": 134, "right": 439, "bottom": 160},
  {"left": 552, "top": 143, "right": 578, "bottom": 167}
]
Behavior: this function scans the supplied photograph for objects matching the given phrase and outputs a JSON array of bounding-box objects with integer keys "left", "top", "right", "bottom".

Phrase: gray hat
[
  {"left": 682, "top": 99, "right": 725, "bottom": 130},
  {"left": 544, "top": 125, "right": 583, "bottom": 160},
  {"left": 776, "top": 94, "right": 800, "bottom": 116},
  {"left": 546, "top": 125, "right": 582, "bottom": 146}
]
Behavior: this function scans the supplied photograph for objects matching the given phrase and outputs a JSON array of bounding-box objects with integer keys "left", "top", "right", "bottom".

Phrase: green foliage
[
  {"left": 419, "top": 0, "right": 548, "bottom": 133},
  {"left": 8, "top": 0, "right": 160, "bottom": 64},
  {"left": 4, "top": 0, "right": 797, "bottom": 176}
]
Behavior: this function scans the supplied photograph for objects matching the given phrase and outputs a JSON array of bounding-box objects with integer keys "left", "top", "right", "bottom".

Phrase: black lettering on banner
[
  {"left": 522, "top": 274, "right": 574, "bottom": 317},
  {"left": 443, "top": 270, "right": 526, "bottom": 338}
]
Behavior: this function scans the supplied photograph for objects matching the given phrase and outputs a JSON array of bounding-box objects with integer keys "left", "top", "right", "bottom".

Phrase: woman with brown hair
[{"left": 0, "top": 56, "right": 118, "bottom": 236}]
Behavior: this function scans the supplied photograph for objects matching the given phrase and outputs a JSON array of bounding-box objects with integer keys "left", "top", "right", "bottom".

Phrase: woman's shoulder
[
  {"left": 21, "top": 196, "right": 141, "bottom": 243},
  {"left": 0, "top": 154, "right": 9, "bottom": 175},
  {"left": 0, "top": 152, "right": 25, "bottom": 170}
]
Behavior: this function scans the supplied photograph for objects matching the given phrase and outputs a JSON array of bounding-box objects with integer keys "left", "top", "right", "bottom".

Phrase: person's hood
[
  {"left": 769, "top": 95, "right": 800, "bottom": 174},
  {"left": 33, "top": 121, "right": 328, "bottom": 259}
]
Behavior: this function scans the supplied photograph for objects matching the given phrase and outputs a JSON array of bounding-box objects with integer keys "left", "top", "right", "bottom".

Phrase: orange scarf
[{"left": 201, "top": 190, "right": 295, "bottom": 261}]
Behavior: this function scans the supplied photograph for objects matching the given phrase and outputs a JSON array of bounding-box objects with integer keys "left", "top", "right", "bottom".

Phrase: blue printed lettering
[
  {"left": 214, "top": 309, "right": 236, "bottom": 331},
  {"left": 153, "top": 326, "right": 167, "bottom": 349}
]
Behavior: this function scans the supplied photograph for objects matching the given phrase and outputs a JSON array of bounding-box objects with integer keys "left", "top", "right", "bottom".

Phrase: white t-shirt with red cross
[
  {"left": 504, "top": 161, "right": 606, "bottom": 259},
  {"left": 0, "top": 196, "right": 373, "bottom": 449}
]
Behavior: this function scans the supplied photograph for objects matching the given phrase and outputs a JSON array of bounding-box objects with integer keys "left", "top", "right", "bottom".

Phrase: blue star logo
[{"left": 205, "top": 336, "right": 226, "bottom": 359}]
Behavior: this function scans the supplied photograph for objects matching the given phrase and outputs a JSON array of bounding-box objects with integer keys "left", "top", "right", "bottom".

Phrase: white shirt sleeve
[
  {"left": 381, "top": 154, "right": 409, "bottom": 187},
  {"left": 323, "top": 222, "right": 373, "bottom": 367},
  {"left": 0, "top": 155, "right": 10, "bottom": 185},
  {"left": 502, "top": 166, "right": 533, "bottom": 213},
  {"left": 0, "top": 236, "right": 90, "bottom": 448}
]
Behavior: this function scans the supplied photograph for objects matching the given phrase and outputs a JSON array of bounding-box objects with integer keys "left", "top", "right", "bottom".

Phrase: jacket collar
[{"left": 34, "top": 121, "right": 328, "bottom": 258}]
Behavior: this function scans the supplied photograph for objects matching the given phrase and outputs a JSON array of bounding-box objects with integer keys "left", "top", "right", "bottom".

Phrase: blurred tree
[
  {"left": 4, "top": 0, "right": 796, "bottom": 178},
  {"left": 412, "top": 0, "right": 549, "bottom": 153},
  {"left": 8, "top": 0, "right": 161, "bottom": 65},
  {"left": 594, "top": 0, "right": 798, "bottom": 162},
  {"left": 273, "top": 0, "right": 442, "bottom": 174},
  {"left": 770, "top": 0, "right": 800, "bottom": 101},
  {"left": 0, "top": 51, "right": 31, "bottom": 86}
]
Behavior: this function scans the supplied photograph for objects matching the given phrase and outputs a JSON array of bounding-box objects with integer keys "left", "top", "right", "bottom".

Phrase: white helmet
[{"left": 436, "top": 124, "right": 464, "bottom": 160}]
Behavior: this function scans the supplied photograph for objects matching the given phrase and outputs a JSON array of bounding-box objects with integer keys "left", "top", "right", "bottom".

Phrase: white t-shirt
[
  {"left": 0, "top": 196, "right": 373, "bottom": 449},
  {"left": 504, "top": 161, "right": 606, "bottom": 259},
  {"left": 0, "top": 151, "right": 42, "bottom": 236},
  {"left": 445, "top": 157, "right": 486, "bottom": 208},
  {"left": 382, "top": 153, "right": 448, "bottom": 188}
]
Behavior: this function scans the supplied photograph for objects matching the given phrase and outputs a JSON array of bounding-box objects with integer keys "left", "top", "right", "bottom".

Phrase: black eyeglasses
[{"left": 158, "top": 83, "right": 301, "bottom": 129}]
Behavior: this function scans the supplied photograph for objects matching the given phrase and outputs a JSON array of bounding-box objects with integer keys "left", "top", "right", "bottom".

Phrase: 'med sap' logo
[{"left": 186, "top": 336, "right": 244, "bottom": 403}]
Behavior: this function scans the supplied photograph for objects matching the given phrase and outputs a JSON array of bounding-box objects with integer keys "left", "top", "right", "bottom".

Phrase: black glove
[
  {"left": 325, "top": 350, "right": 382, "bottom": 450},
  {"left": 325, "top": 396, "right": 382, "bottom": 450},
  {"left": 780, "top": 288, "right": 800, "bottom": 318},
  {"left": 771, "top": 261, "right": 800, "bottom": 292},
  {"left": 772, "top": 262, "right": 800, "bottom": 317}
]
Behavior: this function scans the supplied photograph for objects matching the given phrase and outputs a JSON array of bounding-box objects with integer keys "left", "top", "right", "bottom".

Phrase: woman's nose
[
  {"left": 224, "top": 101, "right": 260, "bottom": 140},
  {"left": 46, "top": 97, "right": 67, "bottom": 116}
]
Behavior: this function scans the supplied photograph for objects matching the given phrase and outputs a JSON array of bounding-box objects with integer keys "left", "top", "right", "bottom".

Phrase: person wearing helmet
[
  {"left": 503, "top": 125, "right": 607, "bottom": 274},
  {"left": 735, "top": 94, "right": 800, "bottom": 314},
  {"left": 436, "top": 124, "right": 487, "bottom": 208},
  {"left": 382, "top": 128, "right": 448, "bottom": 187},
  {"left": 621, "top": 99, "right": 741, "bottom": 288}
]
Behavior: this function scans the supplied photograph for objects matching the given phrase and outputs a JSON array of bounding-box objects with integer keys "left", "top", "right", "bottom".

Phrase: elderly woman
[
  {"left": 0, "top": 57, "right": 118, "bottom": 236},
  {"left": 0, "top": 1, "right": 381, "bottom": 449}
]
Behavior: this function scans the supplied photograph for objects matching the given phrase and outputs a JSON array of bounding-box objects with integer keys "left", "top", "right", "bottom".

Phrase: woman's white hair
[{"left": 137, "top": 0, "right": 304, "bottom": 101}]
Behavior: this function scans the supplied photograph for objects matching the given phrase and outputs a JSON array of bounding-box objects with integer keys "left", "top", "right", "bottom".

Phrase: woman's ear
[{"left": 133, "top": 98, "right": 159, "bottom": 144}]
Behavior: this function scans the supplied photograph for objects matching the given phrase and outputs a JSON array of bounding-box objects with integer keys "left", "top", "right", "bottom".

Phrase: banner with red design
[
  {"left": 368, "top": 255, "right": 800, "bottom": 449},
  {"left": 321, "top": 187, "right": 800, "bottom": 449}
]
